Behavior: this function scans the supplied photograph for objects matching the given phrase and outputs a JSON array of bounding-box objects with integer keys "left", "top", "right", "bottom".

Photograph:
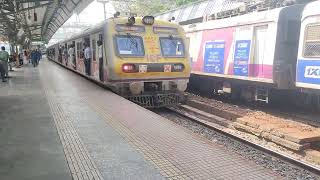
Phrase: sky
[
  {"left": 48, "top": 0, "right": 116, "bottom": 46},
  {"left": 66, "top": 0, "right": 116, "bottom": 24}
]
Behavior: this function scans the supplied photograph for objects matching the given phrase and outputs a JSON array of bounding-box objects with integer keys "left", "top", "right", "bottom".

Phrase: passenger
[
  {"left": 19, "top": 50, "right": 23, "bottom": 66},
  {"left": 26, "top": 49, "right": 30, "bottom": 64},
  {"left": 36, "top": 49, "right": 41, "bottom": 65},
  {"left": 98, "top": 40, "right": 103, "bottom": 81},
  {"left": 23, "top": 50, "right": 28, "bottom": 65},
  {"left": 31, "top": 50, "right": 38, "bottom": 67},
  {"left": 9, "top": 53, "right": 14, "bottom": 71},
  {"left": 84, "top": 43, "right": 92, "bottom": 76},
  {"left": 0, "top": 46, "right": 9, "bottom": 77},
  {"left": 0, "top": 46, "right": 8, "bottom": 82}
]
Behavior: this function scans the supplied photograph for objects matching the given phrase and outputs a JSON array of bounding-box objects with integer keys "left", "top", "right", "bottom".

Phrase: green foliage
[
  {"left": 113, "top": 0, "right": 174, "bottom": 16},
  {"left": 175, "top": 0, "right": 198, "bottom": 6},
  {"left": 112, "top": 0, "right": 198, "bottom": 16}
]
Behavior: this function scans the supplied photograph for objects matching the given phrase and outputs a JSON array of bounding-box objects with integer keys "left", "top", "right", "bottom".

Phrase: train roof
[
  {"left": 302, "top": 0, "right": 320, "bottom": 20},
  {"left": 51, "top": 16, "right": 182, "bottom": 47},
  {"left": 184, "top": 4, "right": 303, "bottom": 32}
]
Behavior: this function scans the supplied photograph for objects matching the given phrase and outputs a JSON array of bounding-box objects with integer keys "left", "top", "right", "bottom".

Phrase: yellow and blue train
[{"left": 47, "top": 16, "right": 191, "bottom": 108}]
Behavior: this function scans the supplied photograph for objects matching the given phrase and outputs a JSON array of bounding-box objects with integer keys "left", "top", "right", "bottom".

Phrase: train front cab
[
  {"left": 103, "top": 17, "right": 191, "bottom": 107},
  {"left": 296, "top": 0, "right": 320, "bottom": 108},
  {"left": 47, "top": 17, "right": 191, "bottom": 108}
]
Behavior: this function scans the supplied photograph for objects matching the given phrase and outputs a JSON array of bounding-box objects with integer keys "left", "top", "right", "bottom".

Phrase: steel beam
[{"left": 1, "top": 2, "right": 52, "bottom": 16}]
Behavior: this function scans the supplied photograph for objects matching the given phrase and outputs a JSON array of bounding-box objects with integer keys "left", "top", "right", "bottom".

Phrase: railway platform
[{"left": 0, "top": 59, "right": 282, "bottom": 180}]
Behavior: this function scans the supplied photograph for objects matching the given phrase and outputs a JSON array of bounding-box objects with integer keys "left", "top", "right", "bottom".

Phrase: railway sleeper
[
  {"left": 182, "top": 100, "right": 318, "bottom": 152},
  {"left": 186, "top": 99, "right": 240, "bottom": 121},
  {"left": 179, "top": 104, "right": 233, "bottom": 128},
  {"left": 233, "top": 122, "right": 310, "bottom": 151}
]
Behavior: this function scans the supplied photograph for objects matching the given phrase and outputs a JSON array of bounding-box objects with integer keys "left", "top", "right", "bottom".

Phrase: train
[
  {"left": 184, "top": 0, "right": 320, "bottom": 109},
  {"left": 47, "top": 16, "right": 191, "bottom": 108}
]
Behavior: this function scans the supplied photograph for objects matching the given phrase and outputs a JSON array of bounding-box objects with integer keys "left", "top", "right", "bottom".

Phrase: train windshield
[
  {"left": 160, "top": 37, "right": 185, "bottom": 57},
  {"left": 115, "top": 35, "right": 145, "bottom": 56}
]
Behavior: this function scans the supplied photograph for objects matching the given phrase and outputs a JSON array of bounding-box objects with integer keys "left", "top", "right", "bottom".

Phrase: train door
[
  {"left": 253, "top": 25, "right": 268, "bottom": 77},
  {"left": 84, "top": 37, "right": 91, "bottom": 75},
  {"left": 90, "top": 34, "right": 98, "bottom": 79},
  {"left": 64, "top": 43, "right": 68, "bottom": 65},
  {"left": 98, "top": 33, "right": 104, "bottom": 81},
  {"left": 72, "top": 41, "right": 76, "bottom": 70},
  {"left": 75, "top": 39, "right": 84, "bottom": 73}
]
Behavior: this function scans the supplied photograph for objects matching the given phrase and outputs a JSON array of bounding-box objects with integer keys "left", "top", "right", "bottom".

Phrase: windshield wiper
[
  {"left": 167, "top": 35, "right": 177, "bottom": 50},
  {"left": 126, "top": 33, "right": 138, "bottom": 49}
]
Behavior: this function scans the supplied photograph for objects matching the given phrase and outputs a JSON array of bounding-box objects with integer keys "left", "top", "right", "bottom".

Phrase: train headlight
[
  {"left": 127, "top": 16, "right": 135, "bottom": 25},
  {"left": 122, "top": 64, "right": 136, "bottom": 73},
  {"left": 142, "top": 16, "right": 154, "bottom": 25},
  {"left": 173, "top": 63, "right": 185, "bottom": 72}
]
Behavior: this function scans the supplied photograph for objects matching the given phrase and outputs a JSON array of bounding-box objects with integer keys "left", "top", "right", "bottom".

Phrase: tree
[
  {"left": 112, "top": 0, "right": 199, "bottom": 16},
  {"left": 112, "top": 0, "right": 174, "bottom": 16},
  {"left": 175, "top": 0, "right": 198, "bottom": 6}
]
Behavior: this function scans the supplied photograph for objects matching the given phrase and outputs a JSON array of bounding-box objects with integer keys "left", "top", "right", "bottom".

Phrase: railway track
[{"left": 155, "top": 105, "right": 320, "bottom": 179}]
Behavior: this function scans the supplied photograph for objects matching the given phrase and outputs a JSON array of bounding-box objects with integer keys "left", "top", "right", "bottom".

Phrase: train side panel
[
  {"left": 184, "top": 5, "right": 304, "bottom": 102},
  {"left": 296, "top": 0, "right": 320, "bottom": 92},
  {"left": 185, "top": 9, "right": 282, "bottom": 85},
  {"left": 186, "top": 5, "right": 303, "bottom": 88}
]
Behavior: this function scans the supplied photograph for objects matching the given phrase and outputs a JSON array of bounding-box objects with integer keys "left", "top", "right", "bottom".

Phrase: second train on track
[{"left": 184, "top": 1, "right": 320, "bottom": 108}]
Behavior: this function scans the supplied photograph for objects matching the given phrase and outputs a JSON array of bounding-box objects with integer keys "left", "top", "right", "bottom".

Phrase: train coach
[
  {"left": 47, "top": 16, "right": 191, "bottom": 108},
  {"left": 295, "top": 0, "right": 320, "bottom": 107},
  {"left": 184, "top": 4, "right": 308, "bottom": 104}
]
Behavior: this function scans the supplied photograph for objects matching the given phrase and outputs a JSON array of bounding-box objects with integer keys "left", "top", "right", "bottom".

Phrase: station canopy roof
[
  {"left": 0, "top": 0, "right": 93, "bottom": 44},
  {"left": 155, "top": 0, "right": 314, "bottom": 25}
]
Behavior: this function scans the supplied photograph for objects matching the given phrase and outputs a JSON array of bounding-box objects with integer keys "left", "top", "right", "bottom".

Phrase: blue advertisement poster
[
  {"left": 204, "top": 41, "right": 225, "bottom": 74},
  {"left": 233, "top": 40, "right": 251, "bottom": 76}
]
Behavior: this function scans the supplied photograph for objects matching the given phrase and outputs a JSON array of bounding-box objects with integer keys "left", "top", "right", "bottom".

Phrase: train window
[
  {"left": 159, "top": 37, "right": 185, "bottom": 57},
  {"left": 114, "top": 35, "right": 145, "bottom": 57},
  {"left": 304, "top": 24, "right": 320, "bottom": 58},
  {"left": 92, "top": 39, "right": 96, "bottom": 61}
]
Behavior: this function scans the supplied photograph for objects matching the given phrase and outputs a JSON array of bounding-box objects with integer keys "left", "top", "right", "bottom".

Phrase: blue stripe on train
[{"left": 296, "top": 59, "right": 320, "bottom": 85}]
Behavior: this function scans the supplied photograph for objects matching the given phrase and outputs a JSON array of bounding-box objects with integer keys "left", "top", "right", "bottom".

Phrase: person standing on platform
[
  {"left": 8, "top": 53, "right": 14, "bottom": 71},
  {"left": 23, "top": 50, "right": 28, "bottom": 65},
  {"left": 36, "top": 49, "right": 41, "bottom": 65},
  {"left": 0, "top": 46, "right": 9, "bottom": 78},
  {"left": 0, "top": 62, "right": 6, "bottom": 82},
  {"left": 0, "top": 46, "right": 8, "bottom": 82},
  {"left": 31, "top": 49, "right": 38, "bottom": 67},
  {"left": 19, "top": 50, "right": 23, "bottom": 66},
  {"left": 98, "top": 40, "right": 104, "bottom": 81},
  {"left": 84, "top": 43, "right": 92, "bottom": 76}
]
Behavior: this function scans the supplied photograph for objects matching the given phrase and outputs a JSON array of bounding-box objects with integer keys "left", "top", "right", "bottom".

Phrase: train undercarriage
[
  {"left": 111, "top": 80, "right": 188, "bottom": 108},
  {"left": 188, "top": 74, "right": 320, "bottom": 110}
]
